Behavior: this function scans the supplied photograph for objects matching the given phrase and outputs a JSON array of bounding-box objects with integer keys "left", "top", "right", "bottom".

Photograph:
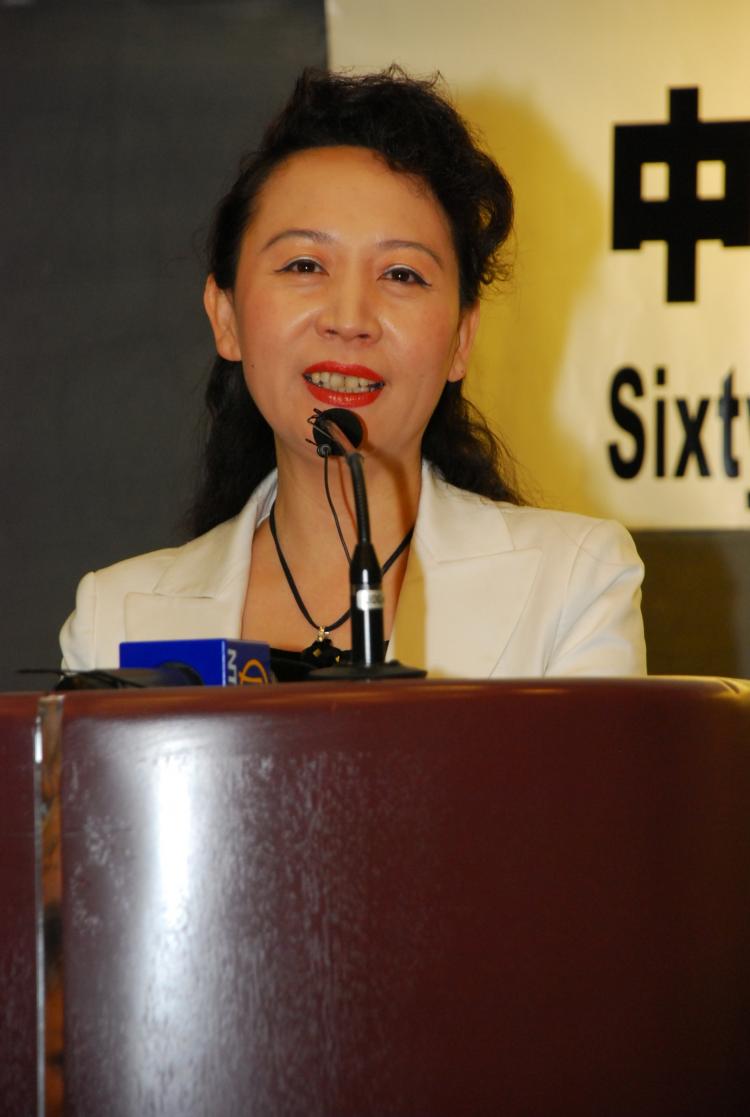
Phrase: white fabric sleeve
[
  {"left": 546, "top": 520, "right": 647, "bottom": 677},
  {"left": 59, "top": 571, "right": 98, "bottom": 672}
]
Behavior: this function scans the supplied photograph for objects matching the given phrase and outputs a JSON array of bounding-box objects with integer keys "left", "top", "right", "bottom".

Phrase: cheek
[
  {"left": 236, "top": 288, "right": 314, "bottom": 364},
  {"left": 233, "top": 288, "right": 277, "bottom": 356},
  {"left": 404, "top": 297, "right": 460, "bottom": 358},
  {"left": 406, "top": 317, "right": 460, "bottom": 381}
]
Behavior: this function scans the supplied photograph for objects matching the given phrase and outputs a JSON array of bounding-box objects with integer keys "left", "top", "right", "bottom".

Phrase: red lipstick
[{"left": 302, "top": 362, "right": 384, "bottom": 409}]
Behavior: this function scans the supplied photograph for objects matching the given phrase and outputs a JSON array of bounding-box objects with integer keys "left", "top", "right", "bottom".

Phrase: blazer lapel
[
  {"left": 119, "top": 465, "right": 540, "bottom": 677},
  {"left": 123, "top": 472, "right": 278, "bottom": 643},
  {"left": 124, "top": 594, "right": 243, "bottom": 643},
  {"left": 389, "top": 467, "right": 541, "bottom": 678}
]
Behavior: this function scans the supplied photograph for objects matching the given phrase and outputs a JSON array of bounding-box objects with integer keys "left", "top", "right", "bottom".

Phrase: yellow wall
[{"left": 327, "top": 1, "right": 750, "bottom": 527}]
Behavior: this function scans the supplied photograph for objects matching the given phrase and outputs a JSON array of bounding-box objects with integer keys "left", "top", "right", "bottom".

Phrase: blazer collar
[
  {"left": 389, "top": 466, "right": 541, "bottom": 677},
  {"left": 123, "top": 472, "right": 277, "bottom": 642},
  {"left": 153, "top": 471, "right": 277, "bottom": 597},
  {"left": 410, "top": 462, "right": 514, "bottom": 563},
  {"left": 124, "top": 464, "right": 541, "bottom": 678}
]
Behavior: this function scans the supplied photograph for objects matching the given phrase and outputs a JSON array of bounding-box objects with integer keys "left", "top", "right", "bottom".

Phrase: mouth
[{"left": 302, "top": 363, "right": 385, "bottom": 408}]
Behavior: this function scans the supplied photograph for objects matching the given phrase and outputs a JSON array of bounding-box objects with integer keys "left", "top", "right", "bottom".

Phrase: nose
[{"left": 315, "top": 272, "right": 381, "bottom": 343}]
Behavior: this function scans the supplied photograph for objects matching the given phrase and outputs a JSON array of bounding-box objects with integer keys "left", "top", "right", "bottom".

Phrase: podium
[
  {"left": 0, "top": 694, "right": 41, "bottom": 1113},
  {"left": 3, "top": 678, "right": 750, "bottom": 1114}
]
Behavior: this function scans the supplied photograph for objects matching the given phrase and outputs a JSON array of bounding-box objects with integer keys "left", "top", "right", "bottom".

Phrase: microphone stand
[{"left": 309, "top": 413, "right": 426, "bottom": 681}]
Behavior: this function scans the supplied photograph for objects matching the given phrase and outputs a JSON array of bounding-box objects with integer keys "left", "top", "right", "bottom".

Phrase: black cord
[
  {"left": 269, "top": 503, "right": 350, "bottom": 635},
  {"left": 323, "top": 452, "right": 351, "bottom": 564},
  {"left": 268, "top": 503, "right": 414, "bottom": 640}
]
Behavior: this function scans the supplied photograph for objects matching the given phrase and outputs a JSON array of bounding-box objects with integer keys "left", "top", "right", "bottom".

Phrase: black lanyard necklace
[{"left": 268, "top": 501, "right": 413, "bottom": 661}]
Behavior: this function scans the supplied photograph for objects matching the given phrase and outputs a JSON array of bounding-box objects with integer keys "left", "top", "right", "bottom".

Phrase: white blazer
[{"left": 60, "top": 465, "right": 646, "bottom": 678}]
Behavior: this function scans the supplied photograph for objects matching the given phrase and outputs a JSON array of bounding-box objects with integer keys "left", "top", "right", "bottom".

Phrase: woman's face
[{"left": 204, "top": 145, "right": 479, "bottom": 469}]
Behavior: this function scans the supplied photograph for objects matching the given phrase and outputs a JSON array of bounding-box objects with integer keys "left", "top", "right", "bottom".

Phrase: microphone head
[{"left": 309, "top": 408, "right": 364, "bottom": 457}]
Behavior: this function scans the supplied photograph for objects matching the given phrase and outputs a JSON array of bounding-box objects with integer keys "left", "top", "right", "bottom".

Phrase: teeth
[{"left": 306, "top": 371, "right": 382, "bottom": 391}]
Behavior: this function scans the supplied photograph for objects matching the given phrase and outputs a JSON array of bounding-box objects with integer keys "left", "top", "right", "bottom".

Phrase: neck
[{"left": 272, "top": 441, "right": 422, "bottom": 559}]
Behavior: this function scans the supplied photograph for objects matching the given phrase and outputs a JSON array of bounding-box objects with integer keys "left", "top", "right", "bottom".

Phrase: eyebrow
[
  {"left": 378, "top": 238, "right": 445, "bottom": 269},
  {"left": 262, "top": 228, "right": 335, "bottom": 251},
  {"left": 262, "top": 229, "right": 445, "bottom": 269}
]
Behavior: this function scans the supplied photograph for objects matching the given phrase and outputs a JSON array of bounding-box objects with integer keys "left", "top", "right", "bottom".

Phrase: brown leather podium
[
  {"left": 4, "top": 678, "right": 750, "bottom": 1114},
  {"left": 0, "top": 694, "right": 41, "bottom": 1114}
]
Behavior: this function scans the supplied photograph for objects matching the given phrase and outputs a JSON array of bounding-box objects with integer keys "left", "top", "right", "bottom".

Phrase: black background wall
[
  {"left": 1, "top": 0, "right": 326, "bottom": 691},
  {"left": 1, "top": 1, "right": 748, "bottom": 687}
]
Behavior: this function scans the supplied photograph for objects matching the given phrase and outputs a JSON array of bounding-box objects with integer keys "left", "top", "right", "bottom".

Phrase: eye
[
  {"left": 382, "top": 265, "right": 429, "bottom": 286},
  {"left": 278, "top": 257, "right": 324, "bottom": 275}
]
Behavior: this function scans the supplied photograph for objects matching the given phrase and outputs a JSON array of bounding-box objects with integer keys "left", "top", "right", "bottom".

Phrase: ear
[
  {"left": 203, "top": 275, "right": 242, "bottom": 362},
  {"left": 447, "top": 302, "right": 480, "bottom": 383}
]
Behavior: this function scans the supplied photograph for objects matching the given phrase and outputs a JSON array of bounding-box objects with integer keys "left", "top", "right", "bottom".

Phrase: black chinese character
[{"left": 612, "top": 88, "right": 750, "bottom": 302}]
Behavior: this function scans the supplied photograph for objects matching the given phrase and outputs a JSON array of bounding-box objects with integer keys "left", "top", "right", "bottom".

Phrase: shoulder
[
  {"left": 418, "top": 467, "right": 646, "bottom": 676},
  {"left": 423, "top": 466, "right": 639, "bottom": 567},
  {"left": 72, "top": 469, "right": 277, "bottom": 597},
  {"left": 500, "top": 504, "right": 640, "bottom": 566},
  {"left": 76, "top": 516, "right": 241, "bottom": 598},
  {"left": 58, "top": 521, "right": 238, "bottom": 671},
  {"left": 59, "top": 472, "right": 277, "bottom": 670}
]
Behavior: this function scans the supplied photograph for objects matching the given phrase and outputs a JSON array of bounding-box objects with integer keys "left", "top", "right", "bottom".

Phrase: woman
[{"left": 60, "top": 67, "right": 646, "bottom": 678}]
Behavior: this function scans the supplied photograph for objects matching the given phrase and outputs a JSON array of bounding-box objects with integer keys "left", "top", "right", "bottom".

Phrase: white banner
[{"left": 327, "top": 0, "right": 750, "bottom": 528}]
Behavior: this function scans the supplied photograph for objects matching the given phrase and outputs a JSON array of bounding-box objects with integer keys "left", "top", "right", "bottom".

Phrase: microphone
[
  {"left": 309, "top": 407, "right": 364, "bottom": 457},
  {"left": 306, "top": 408, "right": 425, "bottom": 681},
  {"left": 309, "top": 408, "right": 383, "bottom": 668}
]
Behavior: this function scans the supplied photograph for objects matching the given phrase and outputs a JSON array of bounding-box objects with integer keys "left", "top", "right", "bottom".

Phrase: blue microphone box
[{"left": 119, "top": 639, "right": 272, "bottom": 686}]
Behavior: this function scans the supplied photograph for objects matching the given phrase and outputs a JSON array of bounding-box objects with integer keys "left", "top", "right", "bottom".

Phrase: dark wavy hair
[{"left": 190, "top": 66, "right": 521, "bottom": 537}]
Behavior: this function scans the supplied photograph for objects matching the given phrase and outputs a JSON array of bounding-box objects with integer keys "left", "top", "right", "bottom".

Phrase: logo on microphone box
[{"left": 120, "top": 639, "right": 271, "bottom": 685}]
